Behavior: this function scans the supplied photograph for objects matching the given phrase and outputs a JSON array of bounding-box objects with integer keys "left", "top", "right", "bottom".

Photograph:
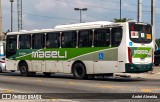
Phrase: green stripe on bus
[
  {"left": 130, "top": 47, "right": 152, "bottom": 58},
  {"left": 8, "top": 47, "right": 118, "bottom": 61}
]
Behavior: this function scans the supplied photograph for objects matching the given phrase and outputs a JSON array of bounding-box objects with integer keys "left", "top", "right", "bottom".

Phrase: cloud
[
  {"left": 35, "top": 0, "right": 56, "bottom": 12},
  {"left": 2, "top": 0, "right": 160, "bottom": 38},
  {"left": 2, "top": 0, "right": 10, "bottom": 9},
  {"left": 35, "top": 0, "right": 68, "bottom": 12}
]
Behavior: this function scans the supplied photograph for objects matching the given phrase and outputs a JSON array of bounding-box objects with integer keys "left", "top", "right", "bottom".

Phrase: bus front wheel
[
  {"left": 72, "top": 63, "right": 87, "bottom": 79},
  {"left": 19, "top": 62, "right": 29, "bottom": 76}
]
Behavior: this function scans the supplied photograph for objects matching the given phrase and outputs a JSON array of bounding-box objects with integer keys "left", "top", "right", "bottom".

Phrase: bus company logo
[
  {"left": 2, "top": 94, "right": 12, "bottom": 99},
  {"left": 134, "top": 50, "right": 150, "bottom": 55},
  {"left": 32, "top": 51, "right": 67, "bottom": 58}
]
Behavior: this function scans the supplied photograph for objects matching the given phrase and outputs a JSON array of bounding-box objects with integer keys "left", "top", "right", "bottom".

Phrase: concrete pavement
[
  {"left": 114, "top": 66, "right": 160, "bottom": 79},
  {"left": 143, "top": 66, "right": 160, "bottom": 79}
]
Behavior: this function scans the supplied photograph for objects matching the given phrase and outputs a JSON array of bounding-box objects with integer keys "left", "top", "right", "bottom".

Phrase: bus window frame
[
  {"left": 32, "top": 33, "right": 45, "bottom": 49},
  {"left": 94, "top": 28, "right": 111, "bottom": 47},
  {"left": 111, "top": 27, "right": 123, "bottom": 47},
  {"left": 129, "top": 23, "right": 152, "bottom": 44},
  {"left": 46, "top": 32, "right": 60, "bottom": 48},
  {"left": 61, "top": 31, "right": 77, "bottom": 48},
  {"left": 19, "top": 34, "right": 31, "bottom": 49},
  {"left": 6, "top": 35, "right": 17, "bottom": 58},
  {"left": 78, "top": 29, "right": 93, "bottom": 48}
]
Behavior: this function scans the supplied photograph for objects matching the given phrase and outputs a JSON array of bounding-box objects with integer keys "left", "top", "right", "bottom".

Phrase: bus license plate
[{"left": 140, "top": 58, "right": 145, "bottom": 61}]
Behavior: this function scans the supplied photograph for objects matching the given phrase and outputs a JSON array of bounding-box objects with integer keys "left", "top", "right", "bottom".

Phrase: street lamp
[
  {"left": 10, "top": 0, "right": 14, "bottom": 32},
  {"left": 120, "top": 0, "right": 121, "bottom": 20},
  {"left": 74, "top": 8, "right": 87, "bottom": 23}
]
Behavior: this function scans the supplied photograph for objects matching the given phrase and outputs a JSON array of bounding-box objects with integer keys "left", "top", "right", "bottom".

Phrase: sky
[{"left": 2, "top": 0, "right": 160, "bottom": 38}]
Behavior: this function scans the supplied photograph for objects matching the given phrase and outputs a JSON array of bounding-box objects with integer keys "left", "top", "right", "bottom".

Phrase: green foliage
[
  {"left": 155, "top": 39, "right": 160, "bottom": 48},
  {"left": 114, "top": 18, "right": 133, "bottom": 23}
]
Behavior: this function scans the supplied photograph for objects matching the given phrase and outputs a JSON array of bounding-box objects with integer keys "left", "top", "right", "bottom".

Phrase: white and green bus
[{"left": 6, "top": 21, "right": 154, "bottom": 79}]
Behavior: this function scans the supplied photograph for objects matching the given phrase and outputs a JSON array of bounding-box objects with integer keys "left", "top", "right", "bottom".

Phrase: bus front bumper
[{"left": 125, "top": 63, "right": 153, "bottom": 73}]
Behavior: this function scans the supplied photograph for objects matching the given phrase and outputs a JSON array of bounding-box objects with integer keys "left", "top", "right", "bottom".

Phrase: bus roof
[
  {"left": 7, "top": 21, "right": 131, "bottom": 35},
  {"left": 54, "top": 21, "right": 113, "bottom": 29}
]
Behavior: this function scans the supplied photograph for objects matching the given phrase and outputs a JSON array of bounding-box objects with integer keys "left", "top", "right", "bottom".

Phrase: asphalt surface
[{"left": 0, "top": 67, "right": 160, "bottom": 102}]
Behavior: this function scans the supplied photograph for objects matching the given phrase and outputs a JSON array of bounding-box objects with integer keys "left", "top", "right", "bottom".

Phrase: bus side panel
[
  {"left": 118, "top": 24, "right": 127, "bottom": 72},
  {"left": 31, "top": 61, "right": 42, "bottom": 72},
  {"left": 26, "top": 60, "right": 32, "bottom": 72},
  {"left": 94, "top": 61, "right": 118, "bottom": 74},
  {"left": 45, "top": 61, "right": 63, "bottom": 73},
  {"left": 63, "top": 61, "right": 73, "bottom": 74},
  {"left": 83, "top": 61, "right": 94, "bottom": 74},
  {"left": 6, "top": 59, "right": 18, "bottom": 71}
]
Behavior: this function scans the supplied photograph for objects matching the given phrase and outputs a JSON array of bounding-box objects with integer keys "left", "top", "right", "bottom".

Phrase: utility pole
[
  {"left": 0, "top": 0, "right": 2, "bottom": 40},
  {"left": 10, "top": 0, "right": 14, "bottom": 32},
  {"left": 138, "top": 0, "right": 142, "bottom": 22},
  {"left": 17, "top": 0, "right": 22, "bottom": 31},
  {"left": 151, "top": 0, "right": 156, "bottom": 45},
  {"left": 120, "top": 0, "right": 121, "bottom": 20},
  {"left": 151, "top": 0, "right": 156, "bottom": 25}
]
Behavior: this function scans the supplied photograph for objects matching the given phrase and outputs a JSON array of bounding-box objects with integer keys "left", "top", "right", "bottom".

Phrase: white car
[
  {"left": 0, "top": 57, "right": 5, "bottom": 72},
  {"left": 0, "top": 41, "right": 5, "bottom": 72}
]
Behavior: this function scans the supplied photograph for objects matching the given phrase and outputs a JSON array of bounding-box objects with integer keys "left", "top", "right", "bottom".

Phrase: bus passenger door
[{"left": 6, "top": 35, "right": 18, "bottom": 71}]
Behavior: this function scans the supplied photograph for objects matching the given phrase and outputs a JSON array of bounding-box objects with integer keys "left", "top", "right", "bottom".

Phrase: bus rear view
[{"left": 126, "top": 22, "right": 153, "bottom": 73}]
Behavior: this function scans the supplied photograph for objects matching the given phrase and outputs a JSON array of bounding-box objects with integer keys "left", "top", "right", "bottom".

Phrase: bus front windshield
[{"left": 129, "top": 23, "right": 152, "bottom": 43}]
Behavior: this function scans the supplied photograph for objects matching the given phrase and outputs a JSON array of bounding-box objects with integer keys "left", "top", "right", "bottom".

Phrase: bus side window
[
  {"left": 19, "top": 35, "right": 31, "bottom": 49},
  {"left": 61, "top": 31, "right": 76, "bottom": 48},
  {"left": 46, "top": 32, "right": 59, "bottom": 48},
  {"left": 78, "top": 30, "right": 93, "bottom": 47},
  {"left": 111, "top": 27, "right": 122, "bottom": 47},
  {"left": 94, "top": 29, "right": 110, "bottom": 47},
  {"left": 32, "top": 34, "right": 45, "bottom": 49}
]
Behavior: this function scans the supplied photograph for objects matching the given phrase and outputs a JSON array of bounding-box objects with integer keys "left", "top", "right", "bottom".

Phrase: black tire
[
  {"left": 0, "top": 67, "right": 2, "bottom": 73},
  {"left": 154, "top": 64, "right": 159, "bottom": 66},
  {"left": 29, "top": 72, "right": 36, "bottom": 76},
  {"left": 43, "top": 72, "right": 52, "bottom": 76},
  {"left": 11, "top": 70, "right": 15, "bottom": 72},
  {"left": 72, "top": 63, "right": 87, "bottom": 79},
  {"left": 19, "top": 62, "right": 29, "bottom": 76}
]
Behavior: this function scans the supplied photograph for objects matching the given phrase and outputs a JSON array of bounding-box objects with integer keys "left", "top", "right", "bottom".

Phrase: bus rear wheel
[
  {"left": 154, "top": 64, "right": 159, "bottom": 66},
  {"left": 19, "top": 62, "right": 29, "bottom": 76},
  {"left": 72, "top": 63, "right": 87, "bottom": 79}
]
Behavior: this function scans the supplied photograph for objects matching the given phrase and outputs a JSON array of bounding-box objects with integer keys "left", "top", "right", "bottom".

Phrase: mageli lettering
[{"left": 32, "top": 51, "right": 67, "bottom": 58}]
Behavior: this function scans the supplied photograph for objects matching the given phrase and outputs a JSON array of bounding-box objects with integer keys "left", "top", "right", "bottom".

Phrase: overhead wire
[{"left": 10, "top": 0, "right": 160, "bottom": 22}]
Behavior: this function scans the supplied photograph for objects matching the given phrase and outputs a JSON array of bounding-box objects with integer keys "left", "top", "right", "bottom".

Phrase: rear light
[
  {"left": 131, "top": 25, "right": 135, "bottom": 31},
  {"left": 0, "top": 60, "right": 5, "bottom": 63},
  {"left": 128, "top": 47, "right": 132, "bottom": 64}
]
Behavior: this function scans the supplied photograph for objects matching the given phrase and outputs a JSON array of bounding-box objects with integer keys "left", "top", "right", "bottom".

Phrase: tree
[
  {"left": 155, "top": 39, "right": 160, "bottom": 49},
  {"left": 113, "top": 18, "right": 133, "bottom": 23}
]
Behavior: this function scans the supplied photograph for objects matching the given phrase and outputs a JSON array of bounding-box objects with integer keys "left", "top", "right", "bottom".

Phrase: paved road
[{"left": 0, "top": 72, "right": 160, "bottom": 102}]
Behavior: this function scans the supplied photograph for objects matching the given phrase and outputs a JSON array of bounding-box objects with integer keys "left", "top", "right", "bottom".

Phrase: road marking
[
  {"left": 51, "top": 99, "right": 57, "bottom": 101},
  {"left": 11, "top": 78, "right": 17, "bottom": 80},
  {"left": 140, "top": 88, "right": 160, "bottom": 93},
  {"left": 69, "top": 82, "right": 76, "bottom": 85},
  {"left": 140, "top": 89, "right": 152, "bottom": 92},
  {"left": 0, "top": 88, "right": 26, "bottom": 93},
  {"left": 3, "top": 89, "right": 14, "bottom": 93},
  {"left": 113, "top": 86, "right": 129, "bottom": 88},
  {"left": 99, "top": 85, "right": 129, "bottom": 89},
  {"left": 36, "top": 79, "right": 43, "bottom": 82},
  {"left": 99, "top": 85, "right": 113, "bottom": 88},
  {"left": 51, "top": 99, "right": 79, "bottom": 102}
]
